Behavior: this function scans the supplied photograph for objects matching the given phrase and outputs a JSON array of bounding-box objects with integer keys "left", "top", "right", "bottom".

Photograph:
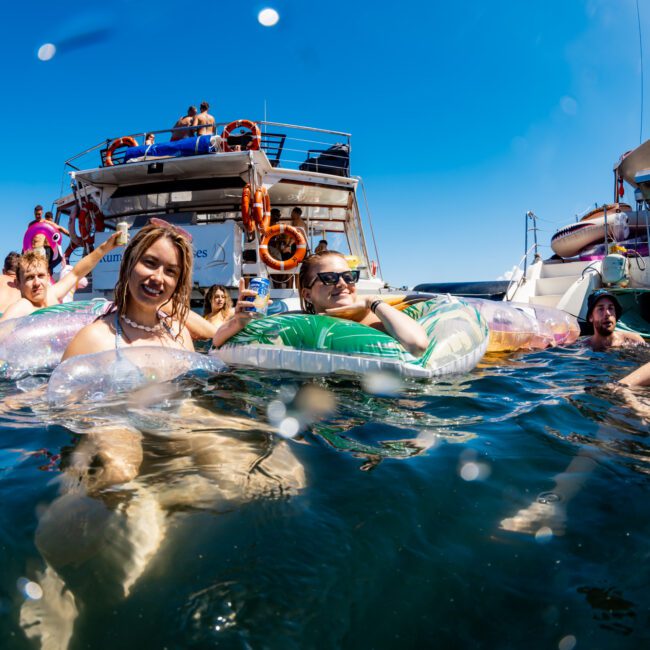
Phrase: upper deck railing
[{"left": 63, "top": 121, "right": 352, "bottom": 177}]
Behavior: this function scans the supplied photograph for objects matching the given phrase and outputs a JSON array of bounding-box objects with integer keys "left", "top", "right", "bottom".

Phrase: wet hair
[
  {"left": 113, "top": 222, "right": 193, "bottom": 336},
  {"left": 16, "top": 250, "right": 49, "bottom": 282},
  {"left": 203, "top": 284, "right": 233, "bottom": 317},
  {"left": 200, "top": 101, "right": 209, "bottom": 112},
  {"left": 3, "top": 251, "right": 20, "bottom": 275},
  {"left": 298, "top": 250, "right": 347, "bottom": 313}
]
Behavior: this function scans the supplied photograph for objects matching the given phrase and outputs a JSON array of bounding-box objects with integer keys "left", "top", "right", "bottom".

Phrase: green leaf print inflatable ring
[{"left": 213, "top": 296, "right": 489, "bottom": 378}]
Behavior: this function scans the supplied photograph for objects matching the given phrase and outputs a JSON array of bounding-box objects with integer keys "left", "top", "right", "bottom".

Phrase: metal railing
[{"left": 63, "top": 121, "right": 352, "bottom": 175}]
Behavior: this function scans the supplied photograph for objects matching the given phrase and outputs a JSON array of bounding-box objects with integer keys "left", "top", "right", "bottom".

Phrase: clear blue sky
[{"left": 1, "top": 0, "right": 648, "bottom": 286}]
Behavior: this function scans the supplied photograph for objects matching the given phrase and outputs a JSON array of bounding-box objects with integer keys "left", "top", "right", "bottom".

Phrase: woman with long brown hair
[
  {"left": 64, "top": 219, "right": 195, "bottom": 358},
  {"left": 203, "top": 284, "right": 234, "bottom": 327}
]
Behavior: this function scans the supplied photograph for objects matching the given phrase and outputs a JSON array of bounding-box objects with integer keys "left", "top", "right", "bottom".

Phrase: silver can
[
  {"left": 243, "top": 276, "right": 270, "bottom": 317},
  {"left": 116, "top": 221, "right": 129, "bottom": 246}
]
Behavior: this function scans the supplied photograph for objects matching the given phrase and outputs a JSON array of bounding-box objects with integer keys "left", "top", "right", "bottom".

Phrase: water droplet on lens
[
  {"left": 558, "top": 634, "right": 577, "bottom": 650},
  {"left": 535, "top": 526, "right": 553, "bottom": 543},
  {"left": 537, "top": 492, "right": 560, "bottom": 504},
  {"left": 267, "top": 399, "right": 286, "bottom": 422},
  {"left": 277, "top": 417, "right": 300, "bottom": 439}
]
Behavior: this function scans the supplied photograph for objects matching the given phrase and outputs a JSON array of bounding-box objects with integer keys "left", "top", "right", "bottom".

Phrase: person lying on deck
[{"left": 213, "top": 250, "right": 429, "bottom": 356}]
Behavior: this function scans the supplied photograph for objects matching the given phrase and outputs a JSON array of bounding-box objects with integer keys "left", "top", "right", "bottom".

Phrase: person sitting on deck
[
  {"left": 145, "top": 132, "right": 155, "bottom": 145},
  {"left": 213, "top": 250, "right": 429, "bottom": 356},
  {"left": 0, "top": 252, "right": 21, "bottom": 313},
  {"left": 0, "top": 233, "right": 122, "bottom": 322},
  {"left": 193, "top": 101, "right": 216, "bottom": 136},
  {"left": 583, "top": 289, "right": 645, "bottom": 351},
  {"left": 170, "top": 106, "right": 197, "bottom": 141},
  {"left": 315, "top": 239, "right": 328, "bottom": 254}
]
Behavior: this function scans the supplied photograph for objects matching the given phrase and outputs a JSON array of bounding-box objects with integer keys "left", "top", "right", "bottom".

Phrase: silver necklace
[{"left": 121, "top": 314, "right": 163, "bottom": 333}]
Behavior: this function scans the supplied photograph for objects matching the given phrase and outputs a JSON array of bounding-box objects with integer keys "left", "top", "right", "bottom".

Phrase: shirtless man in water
[
  {"left": 170, "top": 106, "right": 197, "bottom": 141},
  {"left": 0, "top": 252, "right": 21, "bottom": 313},
  {"left": 0, "top": 233, "right": 122, "bottom": 321},
  {"left": 193, "top": 101, "right": 215, "bottom": 136},
  {"left": 583, "top": 290, "right": 645, "bottom": 350}
]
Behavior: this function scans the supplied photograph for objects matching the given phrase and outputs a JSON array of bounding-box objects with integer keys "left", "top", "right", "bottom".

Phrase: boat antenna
[{"left": 637, "top": 0, "right": 645, "bottom": 143}]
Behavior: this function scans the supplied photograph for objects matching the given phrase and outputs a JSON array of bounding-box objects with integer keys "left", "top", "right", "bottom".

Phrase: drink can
[
  {"left": 243, "top": 276, "right": 270, "bottom": 317},
  {"left": 116, "top": 221, "right": 129, "bottom": 246}
]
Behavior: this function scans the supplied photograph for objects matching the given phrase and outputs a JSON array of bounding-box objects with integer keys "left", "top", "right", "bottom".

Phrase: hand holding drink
[{"left": 242, "top": 277, "right": 270, "bottom": 317}]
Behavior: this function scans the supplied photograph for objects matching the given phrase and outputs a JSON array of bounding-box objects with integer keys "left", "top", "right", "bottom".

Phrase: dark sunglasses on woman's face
[{"left": 308, "top": 270, "right": 360, "bottom": 287}]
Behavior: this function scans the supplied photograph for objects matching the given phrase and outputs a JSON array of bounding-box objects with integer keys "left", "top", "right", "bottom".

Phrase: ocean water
[{"left": 0, "top": 345, "right": 649, "bottom": 650}]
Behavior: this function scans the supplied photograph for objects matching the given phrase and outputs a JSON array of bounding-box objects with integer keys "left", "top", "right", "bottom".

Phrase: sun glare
[
  {"left": 258, "top": 8, "right": 280, "bottom": 27},
  {"left": 37, "top": 43, "right": 56, "bottom": 61}
]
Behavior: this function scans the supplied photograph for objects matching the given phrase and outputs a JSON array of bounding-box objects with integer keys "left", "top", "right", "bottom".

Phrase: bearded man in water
[
  {"left": 0, "top": 234, "right": 122, "bottom": 321},
  {"left": 583, "top": 289, "right": 645, "bottom": 350}
]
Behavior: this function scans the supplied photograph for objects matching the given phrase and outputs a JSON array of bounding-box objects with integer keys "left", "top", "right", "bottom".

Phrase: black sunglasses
[{"left": 307, "top": 270, "right": 360, "bottom": 288}]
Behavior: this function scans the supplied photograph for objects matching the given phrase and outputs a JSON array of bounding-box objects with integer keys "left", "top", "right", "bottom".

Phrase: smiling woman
[{"left": 62, "top": 220, "right": 195, "bottom": 359}]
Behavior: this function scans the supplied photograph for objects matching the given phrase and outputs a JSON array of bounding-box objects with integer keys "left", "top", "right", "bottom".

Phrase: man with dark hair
[
  {"left": 44, "top": 210, "right": 70, "bottom": 237},
  {"left": 584, "top": 289, "right": 644, "bottom": 350},
  {"left": 170, "top": 106, "right": 198, "bottom": 141},
  {"left": 194, "top": 101, "right": 215, "bottom": 136},
  {"left": 27, "top": 205, "right": 44, "bottom": 227},
  {"left": 0, "top": 252, "right": 21, "bottom": 313}
]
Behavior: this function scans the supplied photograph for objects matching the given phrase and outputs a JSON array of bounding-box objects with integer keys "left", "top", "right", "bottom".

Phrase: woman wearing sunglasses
[
  {"left": 214, "top": 250, "right": 429, "bottom": 357},
  {"left": 63, "top": 218, "right": 195, "bottom": 358}
]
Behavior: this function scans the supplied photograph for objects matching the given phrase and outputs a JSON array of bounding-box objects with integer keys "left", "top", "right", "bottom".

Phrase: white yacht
[
  {"left": 54, "top": 120, "right": 386, "bottom": 312},
  {"left": 505, "top": 142, "right": 650, "bottom": 338}
]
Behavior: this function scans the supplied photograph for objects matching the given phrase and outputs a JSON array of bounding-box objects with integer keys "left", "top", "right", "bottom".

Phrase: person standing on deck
[
  {"left": 170, "top": 106, "right": 197, "bottom": 141},
  {"left": 193, "top": 101, "right": 216, "bottom": 136},
  {"left": 27, "top": 204, "right": 44, "bottom": 227},
  {"left": 0, "top": 252, "right": 21, "bottom": 313},
  {"left": 44, "top": 210, "right": 70, "bottom": 238},
  {"left": 583, "top": 290, "right": 645, "bottom": 351}
]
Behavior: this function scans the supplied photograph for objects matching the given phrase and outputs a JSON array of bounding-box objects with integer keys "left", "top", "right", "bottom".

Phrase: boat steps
[
  {"left": 538, "top": 260, "right": 596, "bottom": 279},
  {"left": 534, "top": 275, "right": 580, "bottom": 296},
  {"left": 528, "top": 294, "right": 563, "bottom": 308}
]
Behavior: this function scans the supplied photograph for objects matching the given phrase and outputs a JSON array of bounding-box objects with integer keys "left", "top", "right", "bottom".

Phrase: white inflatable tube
[{"left": 47, "top": 347, "right": 227, "bottom": 405}]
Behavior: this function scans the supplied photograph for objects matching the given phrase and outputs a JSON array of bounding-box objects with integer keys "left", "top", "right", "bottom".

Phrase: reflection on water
[{"left": 0, "top": 345, "right": 650, "bottom": 648}]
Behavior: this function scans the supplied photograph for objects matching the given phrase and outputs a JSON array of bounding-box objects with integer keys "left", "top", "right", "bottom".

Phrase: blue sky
[{"left": 1, "top": 0, "right": 648, "bottom": 286}]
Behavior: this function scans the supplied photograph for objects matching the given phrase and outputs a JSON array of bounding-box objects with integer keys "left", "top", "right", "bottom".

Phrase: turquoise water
[{"left": 1, "top": 345, "right": 649, "bottom": 649}]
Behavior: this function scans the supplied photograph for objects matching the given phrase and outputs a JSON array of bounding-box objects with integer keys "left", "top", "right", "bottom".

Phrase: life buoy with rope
[
  {"left": 64, "top": 205, "right": 84, "bottom": 257},
  {"left": 221, "top": 120, "right": 261, "bottom": 152},
  {"left": 259, "top": 224, "right": 307, "bottom": 271},
  {"left": 253, "top": 186, "right": 271, "bottom": 233},
  {"left": 105, "top": 136, "right": 139, "bottom": 166},
  {"left": 241, "top": 185, "right": 255, "bottom": 239},
  {"left": 73, "top": 200, "right": 105, "bottom": 250}
]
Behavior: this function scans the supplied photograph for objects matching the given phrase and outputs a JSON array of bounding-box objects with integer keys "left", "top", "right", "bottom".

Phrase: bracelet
[{"left": 370, "top": 299, "right": 383, "bottom": 314}]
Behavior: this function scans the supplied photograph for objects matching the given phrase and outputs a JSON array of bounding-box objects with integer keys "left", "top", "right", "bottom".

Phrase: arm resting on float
[
  {"left": 620, "top": 361, "right": 650, "bottom": 387},
  {"left": 52, "top": 233, "right": 123, "bottom": 302},
  {"left": 372, "top": 301, "right": 429, "bottom": 357}
]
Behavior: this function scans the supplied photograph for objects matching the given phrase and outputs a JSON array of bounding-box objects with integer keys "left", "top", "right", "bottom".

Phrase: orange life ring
[
  {"left": 259, "top": 224, "right": 307, "bottom": 271},
  {"left": 221, "top": 120, "right": 261, "bottom": 152},
  {"left": 76, "top": 200, "right": 104, "bottom": 249},
  {"left": 241, "top": 185, "right": 255, "bottom": 237},
  {"left": 105, "top": 136, "right": 139, "bottom": 166},
  {"left": 253, "top": 186, "right": 271, "bottom": 233}
]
